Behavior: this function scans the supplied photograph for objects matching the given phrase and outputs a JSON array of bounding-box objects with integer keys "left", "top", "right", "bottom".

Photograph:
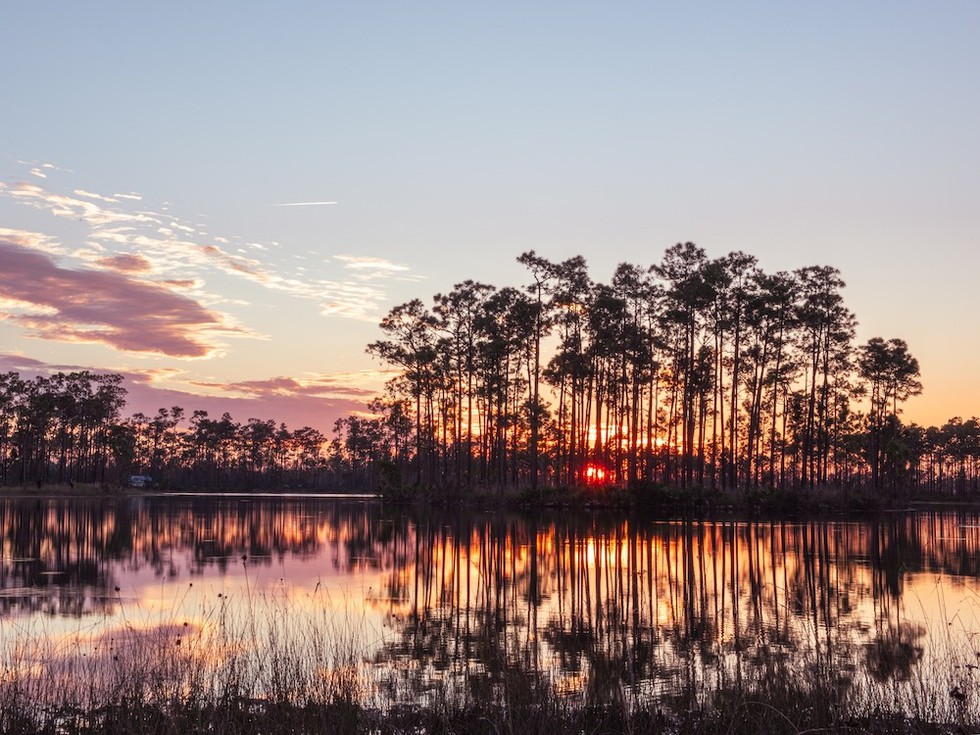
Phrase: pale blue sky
[{"left": 1, "top": 2, "right": 978, "bottom": 428}]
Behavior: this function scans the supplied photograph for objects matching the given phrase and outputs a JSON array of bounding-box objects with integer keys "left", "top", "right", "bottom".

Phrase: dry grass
[{"left": 1, "top": 585, "right": 978, "bottom": 735}]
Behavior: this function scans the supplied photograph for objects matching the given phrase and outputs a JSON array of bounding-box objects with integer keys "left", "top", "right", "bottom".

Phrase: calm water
[{"left": 3, "top": 495, "right": 980, "bottom": 711}]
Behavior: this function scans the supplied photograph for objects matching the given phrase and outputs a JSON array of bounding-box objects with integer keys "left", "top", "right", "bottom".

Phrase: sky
[{"left": 1, "top": 2, "right": 979, "bottom": 432}]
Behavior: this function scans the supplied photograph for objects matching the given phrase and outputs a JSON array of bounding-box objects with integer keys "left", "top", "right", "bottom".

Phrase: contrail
[{"left": 272, "top": 201, "right": 339, "bottom": 207}]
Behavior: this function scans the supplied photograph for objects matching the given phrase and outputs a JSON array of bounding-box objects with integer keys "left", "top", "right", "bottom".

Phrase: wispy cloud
[
  {"left": 334, "top": 254, "right": 425, "bottom": 286},
  {"left": 32, "top": 163, "right": 61, "bottom": 179},
  {"left": 74, "top": 189, "right": 119, "bottom": 203},
  {"left": 335, "top": 255, "right": 408, "bottom": 272},
  {"left": 17, "top": 161, "right": 65, "bottom": 180},
  {"left": 8, "top": 182, "right": 162, "bottom": 229},
  {"left": 1, "top": 164, "right": 417, "bottom": 323},
  {"left": 0, "top": 225, "right": 63, "bottom": 256}
]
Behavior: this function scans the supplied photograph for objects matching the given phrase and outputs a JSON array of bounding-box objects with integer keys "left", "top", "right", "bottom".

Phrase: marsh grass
[{"left": 2, "top": 582, "right": 979, "bottom": 735}]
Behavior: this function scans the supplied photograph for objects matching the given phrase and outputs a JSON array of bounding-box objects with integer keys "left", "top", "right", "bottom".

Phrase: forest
[{"left": 1, "top": 243, "right": 979, "bottom": 497}]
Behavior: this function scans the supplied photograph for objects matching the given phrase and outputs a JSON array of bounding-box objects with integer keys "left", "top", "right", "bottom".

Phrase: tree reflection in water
[{"left": 2, "top": 497, "right": 980, "bottom": 712}]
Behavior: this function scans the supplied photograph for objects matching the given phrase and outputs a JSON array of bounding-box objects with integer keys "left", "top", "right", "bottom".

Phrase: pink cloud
[
  {"left": 95, "top": 253, "right": 153, "bottom": 274},
  {"left": 0, "top": 239, "right": 240, "bottom": 358},
  {"left": 191, "top": 375, "right": 375, "bottom": 399},
  {"left": 124, "top": 381, "right": 362, "bottom": 432},
  {"left": 200, "top": 245, "right": 266, "bottom": 279},
  {"left": 0, "top": 353, "right": 86, "bottom": 373},
  {"left": 163, "top": 279, "right": 199, "bottom": 289}
]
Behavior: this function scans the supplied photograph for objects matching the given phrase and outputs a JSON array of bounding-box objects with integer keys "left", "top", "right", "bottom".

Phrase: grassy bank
[
  {"left": 1, "top": 697, "right": 966, "bottom": 735},
  {"left": 2, "top": 592, "right": 976, "bottom": 735},
  {"left": 2, "top": 661, "right": 974, "bottom": 734}
]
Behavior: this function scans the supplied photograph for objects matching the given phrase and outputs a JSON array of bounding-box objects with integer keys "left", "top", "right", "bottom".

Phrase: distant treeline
[
  {"left": 0, "top": 372, "right": 328, "bottom": 489},
  {"left": 1, "top": 243, "right": 979, "bottom": 495}
]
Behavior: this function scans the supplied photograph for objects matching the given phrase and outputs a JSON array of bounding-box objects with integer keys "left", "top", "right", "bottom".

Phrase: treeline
[
  {"left": 339, "top": 243, "right": 979, "bottom": 495},
  {"left": 2, "top": 244, "right": 980, "bottom": 496},
  {"left": 0, "top": 372, "right": 332, "bottom": 489}
]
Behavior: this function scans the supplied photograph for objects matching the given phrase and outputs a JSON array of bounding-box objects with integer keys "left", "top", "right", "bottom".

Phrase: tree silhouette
[{"left": 858, "top": 338, "right": 923, "bottom": 489}]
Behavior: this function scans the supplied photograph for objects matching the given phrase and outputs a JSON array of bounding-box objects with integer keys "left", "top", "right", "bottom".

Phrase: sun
[{"left": 585, "top": 464, "right": 607, "bottom": 484}]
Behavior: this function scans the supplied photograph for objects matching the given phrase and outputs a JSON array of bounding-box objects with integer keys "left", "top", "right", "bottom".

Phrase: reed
[{"left": 1, "top": 581, "right": 977, "bottom": 735}]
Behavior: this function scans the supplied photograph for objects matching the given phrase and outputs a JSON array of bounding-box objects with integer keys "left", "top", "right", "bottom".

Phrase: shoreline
[{"left": 3, "top": 482, "right": 980, "bottom": 516}]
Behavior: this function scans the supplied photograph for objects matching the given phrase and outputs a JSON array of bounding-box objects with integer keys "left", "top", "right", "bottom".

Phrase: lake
[{"left": 2, "top": 495, "right": 979, "bottom": 721}]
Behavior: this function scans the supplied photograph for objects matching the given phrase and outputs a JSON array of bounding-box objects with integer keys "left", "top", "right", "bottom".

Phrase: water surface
[{"left": 2, "top": 495, "right": 979, "bottom": 712}]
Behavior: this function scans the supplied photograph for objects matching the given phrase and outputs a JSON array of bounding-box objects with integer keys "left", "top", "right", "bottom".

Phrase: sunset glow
[
  {"left": 0, "top": 4, "right": 978, "bottom": 435},
  {"left": 3, "top": 6, "right": 980, "bottom": 724},
  {"left": 584, "top": 464, "right": 607, "bottom": 484}
]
